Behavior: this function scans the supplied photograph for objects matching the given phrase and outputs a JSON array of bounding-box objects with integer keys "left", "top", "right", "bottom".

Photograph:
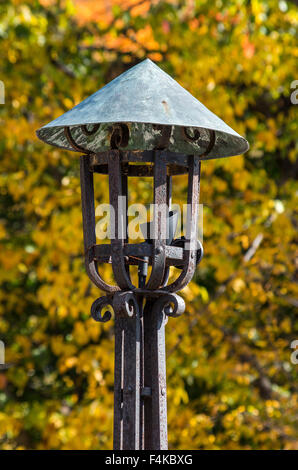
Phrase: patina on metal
[
  {"left": 36, "top": 59, "right": 249, "bottom": 450},
  {"left": 36, "top": 58, "right": 249, "bottom": 159}
]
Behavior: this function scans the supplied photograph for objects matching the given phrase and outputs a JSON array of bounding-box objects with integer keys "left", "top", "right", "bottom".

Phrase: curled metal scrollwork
[
  {"left": 90, "top": 292, "right": 184, "bottom": 322},
  {"left": 204, "top": 129, "right": 216, "bottom": 156},
  {"left": 181, "top": 126, "right": 200, "bottom": 143},
  {"left": 152, "top": 293, "right": 185, "bottom": 318},
  {"left": 81, "top": 124, "right": 100, "bottom": 136},
  {"left": 112, "top": 291, "right": 139, "bottom": 318},
  {"left": 91, "top": 296, "right": 114, "bottom": 323},
  {"left": 110, "top": 123, "right": 130, "bottom": 149},
  {"left": 181, "top": 127, "right": 216, "bottom": 157},
  {"left": 64, "top": 126, "right": 89, "bottom": 153}
]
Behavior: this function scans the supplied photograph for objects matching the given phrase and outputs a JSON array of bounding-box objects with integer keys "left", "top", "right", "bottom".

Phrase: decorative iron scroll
[
  {"left": 91, "top": 291, "right": 140, "bottom": 322},
  {"left": 64, "top": 125, "right": 100, "bottom": 152},
  {"left": 152, "top": 293, "right": 185, "bottom": 318},
  {"left": 181, "top": 127, "right": 216, "bottom": 157},
  {"left": 204, "top": 129, "right": 216, "bottom": 156},
  {"left": 91, "top": 291, "right": 139, "bottom": 323},
  {"left": 181, "top": 126, "right": 200, "bottom": 143},
  {"left": 113, "top": 291, "right": 139, "bottom": 318},
  {"left": 90, "top": 291, "right": 185, "bottom": 322},
  {"left": 91, "top": 296, "right": 113, "bottom": 323},
  {"left": 81, "top": 124, "right": 100, "bottom": 136},
  {"left": 64, "top": 126, "right": 89, "bottom": 153}
]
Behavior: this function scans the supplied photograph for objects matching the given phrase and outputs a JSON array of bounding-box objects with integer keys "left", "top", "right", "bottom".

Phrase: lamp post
[{"left": 36, "top": 59, "right": 249, "bottom": 450}]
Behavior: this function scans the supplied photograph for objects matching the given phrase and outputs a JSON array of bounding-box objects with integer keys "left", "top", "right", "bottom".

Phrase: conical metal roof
[{"left": 36, "top": 59, "right": 249, "bottom": 158}]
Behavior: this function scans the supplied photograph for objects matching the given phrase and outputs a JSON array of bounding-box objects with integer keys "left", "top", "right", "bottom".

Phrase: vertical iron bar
[
  {"left": 164, "top": 156, "right": 200, "bottom": 293},
  {"left": 138, "top": 266, "right": 146, "bottom": 450},
  {"left": 80, "top": 154, "right": 118, "bottom": 292},
  {"left": 167, "top": 175, "right": 172, "bottom": 209},
  {"left": 161, "top": 175, "right": 172, "bottom": 287},
  {"left": 145, "top": 151, "right": 167, "bottom": 290},
  {"left": 143, "top": 300, "right": 168, "bottom": 450},
  {"left": 80, "top": 155, "right": 96, "bottom": 255},
  {"left": 122, "top": 310, "right": 141, "bottom": 450},
  {"left": 109, "top": 152, "right": 141, "bottom": 450},
  {"left": 109, "top": 152, "right": 133, "bottom": 290},
  {"left": 113, "top": 318, "right": 124, "bottom": 449},
  {"left": 121, "top": 162, "right": 129, "bottom": 249},
  {"left": 143, "top": 152, "right": 168, "bottom": 450}
]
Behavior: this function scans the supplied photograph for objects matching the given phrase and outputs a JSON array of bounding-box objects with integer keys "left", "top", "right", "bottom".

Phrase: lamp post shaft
[
  {"left": 113, "top": 306, "right": 142, "bottom": 449},
  {"left": 143, "top": 300, "right": 168, "bottom": 449},
  {"left": 113, "top": 261, "right": 168, "bottom": 450}
]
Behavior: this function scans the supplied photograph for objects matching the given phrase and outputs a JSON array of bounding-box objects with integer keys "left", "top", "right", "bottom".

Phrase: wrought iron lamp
[{"left": 36, "top": 59, "right": 249, "bottom": 450}]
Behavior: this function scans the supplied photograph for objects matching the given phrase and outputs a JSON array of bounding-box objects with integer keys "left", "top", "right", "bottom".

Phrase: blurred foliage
[{"left": 0, "top": 0, "right": 297, "bottom": 450}]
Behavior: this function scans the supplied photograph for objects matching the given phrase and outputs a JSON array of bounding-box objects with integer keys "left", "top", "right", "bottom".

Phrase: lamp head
[
  {"left": 36, "top": 59, "right": 249, "bottom": 159},
  {"left": 35, "top": 59, "right": 249, "bottom": 318}
]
